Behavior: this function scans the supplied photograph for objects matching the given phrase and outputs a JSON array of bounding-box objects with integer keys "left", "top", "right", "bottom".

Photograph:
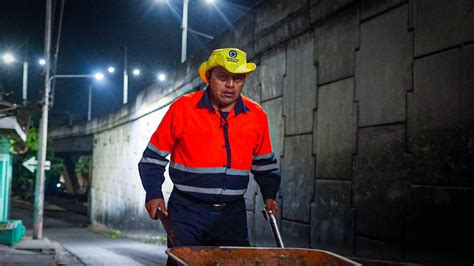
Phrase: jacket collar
[{"left": 197, "top": 88, "right": 250, "bottom": 115}]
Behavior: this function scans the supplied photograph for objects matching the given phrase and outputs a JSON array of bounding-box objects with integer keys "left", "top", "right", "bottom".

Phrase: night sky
[{"left": 0, "top": 0, "right": 257, "bottom": 125}]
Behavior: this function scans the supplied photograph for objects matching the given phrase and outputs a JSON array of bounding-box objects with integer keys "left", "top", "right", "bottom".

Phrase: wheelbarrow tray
[{"left": 166, "top": 246, "right": 360, "bottom": 266}]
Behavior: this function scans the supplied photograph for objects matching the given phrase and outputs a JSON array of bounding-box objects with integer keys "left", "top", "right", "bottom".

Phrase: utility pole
[
  {"left": 33, "top": 0, "right": 52, "bottom": 239},
  {"left": 123, "top": 46, "right": 128, "bottom": 104}
]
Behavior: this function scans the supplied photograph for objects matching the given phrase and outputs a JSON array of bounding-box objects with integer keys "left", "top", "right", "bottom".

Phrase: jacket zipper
[{"left": 219, "top": 111, "right": 232, "bottom": 168}]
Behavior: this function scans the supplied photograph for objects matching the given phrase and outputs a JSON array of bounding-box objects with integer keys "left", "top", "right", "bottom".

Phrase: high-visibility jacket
[{"left": 138, "top": 89, "right": 280, "bottom": 203}]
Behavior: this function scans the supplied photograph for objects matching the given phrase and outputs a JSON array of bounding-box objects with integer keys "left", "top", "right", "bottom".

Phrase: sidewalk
[
  {"left": 0, "top": 236, "right": 83, "bottom": 265},
  {"left": 8, "top": 198, "right": 167, "bottom": 265},
  {"left": 0, "top": 198, "right": 84, "bottom": 265}
]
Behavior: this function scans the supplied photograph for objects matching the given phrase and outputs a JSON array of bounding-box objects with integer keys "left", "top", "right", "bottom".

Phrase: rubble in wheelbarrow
[{"left": 167, "top": 246, "right": 360, "bottom": 266}]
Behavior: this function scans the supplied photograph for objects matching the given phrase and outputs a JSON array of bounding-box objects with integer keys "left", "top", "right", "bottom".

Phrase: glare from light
[
  {"left": 2, "top": 53, "right": 15, "bottom": 64},
  {"left": 39, "top": 58, "right": 46, "bottom": 65},
  {"left": 56, "top": 183, "right": 61, "bottom": 188},
  {"left": 108, "top": 66, "right": 115, "bottom": 73},
  {"left": 205, "top": 0, "right": 215, "bottom": 4},
  {"left": 155, "top": 0, "right": 168, "bottom": 3},
  {"left": 158, "top": 73, "right": 166, "bottom": 81},
  {"left": 132, "top": 69, "right": 140, "bottom": 76},
  {"left": 94, "top": 72, "right": 105, "bottom": 80}
]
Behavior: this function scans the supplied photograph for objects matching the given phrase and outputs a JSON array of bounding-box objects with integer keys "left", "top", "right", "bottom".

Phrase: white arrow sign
[{"left": 22, "top": 157, "right": 51, "bottom": 173}]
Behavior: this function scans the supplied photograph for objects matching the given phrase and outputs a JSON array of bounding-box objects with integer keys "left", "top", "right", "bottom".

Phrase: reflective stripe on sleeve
[
  {"left": 252, "top": 152, "right": 275, "bottom": 160},
  {"left": 140, "top": 157, "right": 168, "bottom": 166},
  {"left": 174, "top": 184, "right": 247, "bottom": 196},
  {"left": 147, "top": 143, "right": 170, "bottom": 157},
  {"left": 251, "top": 162, "right": 279, "bottom": 172}
]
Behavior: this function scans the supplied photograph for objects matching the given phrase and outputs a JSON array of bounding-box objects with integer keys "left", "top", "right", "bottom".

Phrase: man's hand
[
  {"left": 264, "top": 199, "right": 279, "bottom": 216},
  {"left": 145, "top": 198, "right": 168, "bottom": 220}
]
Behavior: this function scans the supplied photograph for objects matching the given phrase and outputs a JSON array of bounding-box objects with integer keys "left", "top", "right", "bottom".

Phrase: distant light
[
  {"left": 108, "top": 66, "right": 115, "bottom": 73},
  {"left": 2, "top": 53, "right": 15, "bottom": 64},
  {"left": 132, "top": 69, "right": 140, "bottom": 76},
  {"left": 56, "top": 183, "right": 61, "bottom": 188},
  {"left": 39, "top": 58, "right": 46, "bottom": 65},
  {"left": 158, "top": 73, "right": 166, "bottom": 81},
  {"left": 205, "top": 0, "right": 215, "bottom": 4},
  {"left": 94, "top": 72, "right": 105, "bottom": 80}
]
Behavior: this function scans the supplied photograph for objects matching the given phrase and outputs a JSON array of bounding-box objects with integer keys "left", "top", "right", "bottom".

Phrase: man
[{"left": 138, "top": 48, "right": 281, "bottom": 248}]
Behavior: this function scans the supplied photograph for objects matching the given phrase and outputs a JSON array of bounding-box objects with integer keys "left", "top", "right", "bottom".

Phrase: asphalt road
[{"left": 10, "top": 200, "right": 168, "bottom": 265}]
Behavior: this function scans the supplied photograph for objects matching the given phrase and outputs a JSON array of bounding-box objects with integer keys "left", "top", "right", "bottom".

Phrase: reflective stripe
[
  {"left": 147, "top": 143, "right": 170, "bottom": 157},
  {"left": 140, "top": 157, "right": 168, "bottom": 166},
  {"left": 226, "top": 169, "right": 250, "bottom": 176},
  {"left": 170, "top": 162, "right": 249, "bottom": 176},
  {"left": 175, "top": 184, "right": 247, "bottom": 196},
  {"left": 251, "top": 163, "right": 279, "bottom": 172},
  {"left": 253, "top": 152, "right": 274, "bottom": 160}
]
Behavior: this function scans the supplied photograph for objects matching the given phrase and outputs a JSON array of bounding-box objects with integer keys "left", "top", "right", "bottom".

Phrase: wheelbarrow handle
[
  {"left": 262, "top": 209, "right": 285, "bottom": 248},
  {"left": 156, "top": 208, "right": 180, "bottom": 247}
]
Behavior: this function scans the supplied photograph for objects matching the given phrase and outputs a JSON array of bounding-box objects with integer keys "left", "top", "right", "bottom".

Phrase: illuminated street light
[
  {"left": 2, "top": 53, "right": 15, "bottom": 64},
  {"left": 108, "top": 66, "right": 115, "bottom": 73},
  {"left": 132, "top": 69, "right": 140, "bottom": 76},
  {"left": 156, "top": 0, "right": 214, "bottom": 63},
  {"left": 94, "top": 72, "right": 105, "bottom": 80},
  {"left": 1, "top": 52, "right": 29, "bottom": 103},
  {"left": 39, "top": 58, "right": 46, "bottom": 65},
  {"left": 158, "top": 73, "right": 166, "bottom": 81}
]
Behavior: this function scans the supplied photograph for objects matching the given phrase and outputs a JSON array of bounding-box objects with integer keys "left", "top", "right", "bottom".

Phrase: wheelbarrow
[{"left": 158, "top": 209, "right": 360, "bottom": 265}]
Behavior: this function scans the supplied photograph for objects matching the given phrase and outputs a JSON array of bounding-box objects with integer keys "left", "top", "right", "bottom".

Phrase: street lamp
[
  {"left": 48, "top": 73, "right": 104, "bottom": 121},
  {"left": 157, "top": 73, "right": 166, "bottom": 81},
  {"left": 1, "top": 52, "right": 29, "bottom": 103},
  {"left": 104, "top": 49, "right": 141, "bottom": 106},
  {"left": 90, "top": 72, "right": 104, "bottom": 121},
  {"left": 2, "top": 53, "right": 15, "bottom": 64},
  {"left": 94, "top": 72, "right": 105, "bottom": 80},
  {"left": 157, "top": 0, "right": 214, "bottom": 63}
]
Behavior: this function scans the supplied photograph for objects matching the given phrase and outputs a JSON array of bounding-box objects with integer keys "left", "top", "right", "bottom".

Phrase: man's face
[{"left": 207, "top": 67, "right": 246, "bottom": 111}]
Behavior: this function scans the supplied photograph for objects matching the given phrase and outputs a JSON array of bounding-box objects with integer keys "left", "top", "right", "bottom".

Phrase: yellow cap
[{"left": 198, "top": 48, "right": 256, "bottom": 84}]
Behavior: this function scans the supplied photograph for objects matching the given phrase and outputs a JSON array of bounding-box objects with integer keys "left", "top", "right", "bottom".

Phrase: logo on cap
[{"left": 229, "top": 50, "right": 238, "bottom": 58}]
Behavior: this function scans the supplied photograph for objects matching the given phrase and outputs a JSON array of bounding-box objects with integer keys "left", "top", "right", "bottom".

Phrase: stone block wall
[{"left": 51, "top": 0, "right": 473, "bottom": 263}]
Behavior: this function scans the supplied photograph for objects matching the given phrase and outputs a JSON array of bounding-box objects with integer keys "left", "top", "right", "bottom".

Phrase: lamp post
[
  {"left": 181, "top": 0, "right": 189, "bottom": 63},
  {"left": 1, "top": 53, "right": 29, "bottom": 103},
  {"left": 22, "top": 62, "right": 28, "bottom": 103},
  {"left": 108, "top": 48, "right": 140, "bottom": 105},
  {"left": 107, "top": 46, "right": 140, "bottom": 105},
  {"left": 123, "top": 46, "right": 128, "bottom": 104},
  {"left": 180, "top": 0, "right": 214, "bottom": 63},
  {"left": 88, "top": 84, "right": 92, "bottom": 121},
  {"left": 156, "top": 0, "right": 214, "bottom": 63}
]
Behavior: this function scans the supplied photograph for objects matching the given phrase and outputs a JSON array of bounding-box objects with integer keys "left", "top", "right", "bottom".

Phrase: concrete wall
[{"left": 50, "top": 0, "right": 474, "bottom": 263}]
